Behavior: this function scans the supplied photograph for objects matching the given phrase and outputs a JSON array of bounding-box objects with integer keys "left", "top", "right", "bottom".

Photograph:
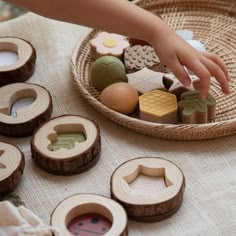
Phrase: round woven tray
[{"left": 71, "top": 0, "right": 236, "bottom": 140}]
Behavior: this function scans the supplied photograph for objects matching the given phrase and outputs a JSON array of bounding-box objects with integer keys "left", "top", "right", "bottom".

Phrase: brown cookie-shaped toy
[{"left": 124, "top": 45, "right": 163, "bottom": 73}]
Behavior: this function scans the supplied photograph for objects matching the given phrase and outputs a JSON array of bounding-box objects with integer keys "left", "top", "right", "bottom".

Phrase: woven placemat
[{"left": 71, "top": 0, "right": 236, "bottom": 140}]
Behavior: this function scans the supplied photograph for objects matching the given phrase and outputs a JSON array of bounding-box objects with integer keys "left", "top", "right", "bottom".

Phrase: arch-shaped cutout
[
  {"left": 123, "top": 165, "right": 173, "bottom": 195},
  {"left": 47, "top": 123, "right": 87, "bottom": 151}
]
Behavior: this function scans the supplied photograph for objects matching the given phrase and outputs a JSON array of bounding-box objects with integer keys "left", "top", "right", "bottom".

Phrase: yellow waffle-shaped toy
[{"left": 139, "top": 90, "right": 177, "bottom": 124}]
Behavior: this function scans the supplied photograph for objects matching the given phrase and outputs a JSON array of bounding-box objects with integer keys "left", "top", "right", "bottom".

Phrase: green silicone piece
[
  {"left": 180, "top": 90, "right": 216, "bottom": 106},
  {"left": 90, "top": 56, "right": 127, "bottom": 91},
  {"left": 178, "top": 90, "right": 216, "bottom": 116},
  {"left": 51, "top": 133, "right": 86, "bottom": 151},
  {"left": 178, "top": 99, "right": 207, "bottom": 116}
]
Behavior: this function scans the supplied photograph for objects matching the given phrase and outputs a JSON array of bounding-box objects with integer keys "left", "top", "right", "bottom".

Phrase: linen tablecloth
[{"left": 0, "top": 13, "right": 235, "bottom": 236}]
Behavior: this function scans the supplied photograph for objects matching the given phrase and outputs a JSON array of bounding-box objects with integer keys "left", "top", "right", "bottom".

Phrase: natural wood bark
[
  {"left": 31, "top": 115, "right": 101, "bottom": 175},
  {"left": 0, "top": 37, "right": 36, "bottom": 86},
  {"left": 0, "top": 143, "right": 25, "bottom": 195}
]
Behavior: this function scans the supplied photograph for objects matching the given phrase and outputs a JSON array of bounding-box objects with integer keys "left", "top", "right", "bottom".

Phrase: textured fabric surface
[{"left": 0, "top": 13, "right": 235, "bottom": 236}]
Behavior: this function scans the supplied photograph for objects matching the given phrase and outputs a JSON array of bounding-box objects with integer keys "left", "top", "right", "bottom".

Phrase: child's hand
[{"left": 150, "top": 27, "right": 231, "bottom": 99}]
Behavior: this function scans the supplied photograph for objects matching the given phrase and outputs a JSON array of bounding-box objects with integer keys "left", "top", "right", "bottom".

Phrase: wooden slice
[
  {"left": 31, "top": 115, "right": 101, "bottom": 175},
  {"left": 0, "top": 142, "right": 25, "bottom": 195},
  {"left": 111, "top": 157, "right": 185, "bottom": 222},
  {"left": 0, "top": 37, "right": 36, "bottom": 86},
  {"left": 51, "top": 194, "right": 128, "bottom": 236},
  {"left": 0, "top": 83, "right": 52, "bottom": 137}
]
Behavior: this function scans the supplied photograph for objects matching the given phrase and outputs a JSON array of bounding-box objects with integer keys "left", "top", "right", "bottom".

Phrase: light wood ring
[
  {"left": 0, "top": 142, "right": 25, "bottom": 195},
  {"left": 111, "top": 157, "right": 185, "bottom": 222},
  {"left": 0, "top": 37, "right": 36, "bottom": 86},
  {"left": 31, "top": 115, "right": 101, "bottom": 175},
  {"left": 0, "top": 83, "right": 52, "bottom": 137},
  {"left": 51, "top": 194, "right": 128, "bottom": 236}
]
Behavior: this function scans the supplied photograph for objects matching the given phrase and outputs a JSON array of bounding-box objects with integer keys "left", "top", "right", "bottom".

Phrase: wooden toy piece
[
  {"left": 139, "top": 90, "right": 178, "bottom": 124},
  {"left": 90, "top": 56, "right": 127, "bottom": 91},
  {"left": 0, "top": 142, "right": 25, "bottom": 195},
  {"left": 127, "top": 67, "right": 165, "bottom": 94},
  {"left": 178, "top": 90, "right": 216, "bottom": 124},
  {"left": 111, "top": 157, "right": 185, "bottom": 222},
  {"left": 51, "top": 194, "right": 128, "bottom": 236},
  {"left": 163, "top": 73, "right": 200, "bottom": 100},
  {"left": 89, "top": 31, "right": 130, "bottom": 59},
  {"left": 0, "top": 37, "right": 36, "bottom": 86},
  {"left": 0, "top": 83, "right": 52, "bottom": 137},
  {"left": 124, "top": 45, "right": 163, "bottom": 73},
  {"left": 100, "top": 82, "right": 139, "bottom": 115},
  {"left": 128, "top": 38, "right": 150, "bottom": 46},
  {"left": 31, "top": 115, "right": 101, "bottom": 175}
]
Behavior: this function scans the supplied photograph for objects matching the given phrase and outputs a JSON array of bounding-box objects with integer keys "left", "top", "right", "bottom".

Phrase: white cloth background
[{"left": 0, "top": 13, "right": 235, "bottom": 236}]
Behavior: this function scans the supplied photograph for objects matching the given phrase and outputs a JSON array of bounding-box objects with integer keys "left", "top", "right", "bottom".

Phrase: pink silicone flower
[{"left": 90, "top": 32, "right": 130, "bottom": 59}]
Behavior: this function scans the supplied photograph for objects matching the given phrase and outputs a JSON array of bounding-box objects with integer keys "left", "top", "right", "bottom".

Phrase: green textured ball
[{"left": 90, "top": 56, "right": 127, "bottom": 91}]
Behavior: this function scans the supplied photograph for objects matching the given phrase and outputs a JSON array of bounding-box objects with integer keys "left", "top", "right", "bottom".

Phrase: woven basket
[{"left": 71, "top": 0, "right": 236, "bottom": 140}]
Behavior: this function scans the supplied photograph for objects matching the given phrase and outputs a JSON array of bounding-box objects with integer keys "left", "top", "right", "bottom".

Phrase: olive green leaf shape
[
  {"left": 178, "top": 99, "right": 207, "bottom": 116},
  {"left": 178, "top": 90, "right": 216, "bottom": 117},
  {"left": 180, "top": 90, "right": 216, "bottom": 106},
  {"left": 51, "top": 133, "right": 86, "bottom": 151}
]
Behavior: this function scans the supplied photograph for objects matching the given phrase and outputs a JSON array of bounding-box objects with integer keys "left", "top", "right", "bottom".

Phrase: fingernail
[{"left": 183, "top": 80, "right": 191, "bottom": 86}]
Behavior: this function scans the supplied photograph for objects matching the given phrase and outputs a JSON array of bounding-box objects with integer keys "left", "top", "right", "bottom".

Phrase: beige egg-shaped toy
[
  {"left": 0, "top": 142, "right": 25, "bottom": 195},
  {"left": 100, "top": 82, "right": 139, "bottom": 114}
]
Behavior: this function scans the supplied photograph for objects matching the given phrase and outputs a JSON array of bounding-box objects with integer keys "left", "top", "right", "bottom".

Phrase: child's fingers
[
  {"left": 168, "top": 58, "right": 191, "bottom": 86},
  {"left": 200, "top": 56, "right": 231, "bottom": 95},
  {"left": 201, "top": 52, "right": 230, "bottom": 81},
  {"left": 185, "top": 58, "right": 211, "bottom": 99}
]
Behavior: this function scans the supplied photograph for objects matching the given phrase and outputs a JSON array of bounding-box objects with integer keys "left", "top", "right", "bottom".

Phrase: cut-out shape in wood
[
  {"left": 50, "top": 132, "right": 86, "bottom": 151},
  {"left": 127, "top": 68, "right": 165, "bottom": 94},
  {"left": 0, "top": 83, "right": 52, "bottom": 137},
  {"left": 10, "top": 97, "right": 36, "bottom": 117},
  {"left": 111, "top": 157, "right": 185, "bottom": 222},
  {"left": 67, "top": 213, "right": 112, "bottom": 235},
  {"left": 139, "top": 90, "right": 178, "bottom": 124},
  {"left": 0, "top": 37, "right": 36, "bottom": 86},
  {"left": 163, "top": 73, "right": 200, "bottom": 100},
  {"left": 178, "top": 90, "right": 216, "bottom": 124},
  {"left": 126, "top": 171, "right": 171, "bottom": 197},
  {"left": 0, "top": 51, "right": 18, "bottom": 67},
  {"left": 51, "top": 194, "right": 128, "bottom": 236},
  {"left": 0, "top": 142, "right": 25, "bottom": 195},
  {"left": 31, "top": 115, "right": 101, "bottom": 175}
]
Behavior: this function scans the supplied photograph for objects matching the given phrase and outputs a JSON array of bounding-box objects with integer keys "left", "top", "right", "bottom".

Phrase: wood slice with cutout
[
  {"left": 111, "top": 157, "right": 185, "bottom": 222},
  {"left": 0, "top": 37, "right": 36, "bottom": 86},
  {"left": 31, "top": 115, "right": 101, "bottom": 175},
  {"left": 0, "top": 142, "right": 25, "bottom": 195},
  {"left": 51, "top": 194, "right": 128, "bottom": 236},
  {"left": 0, "top": 83, "right": 52, "bottom": 137}
]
